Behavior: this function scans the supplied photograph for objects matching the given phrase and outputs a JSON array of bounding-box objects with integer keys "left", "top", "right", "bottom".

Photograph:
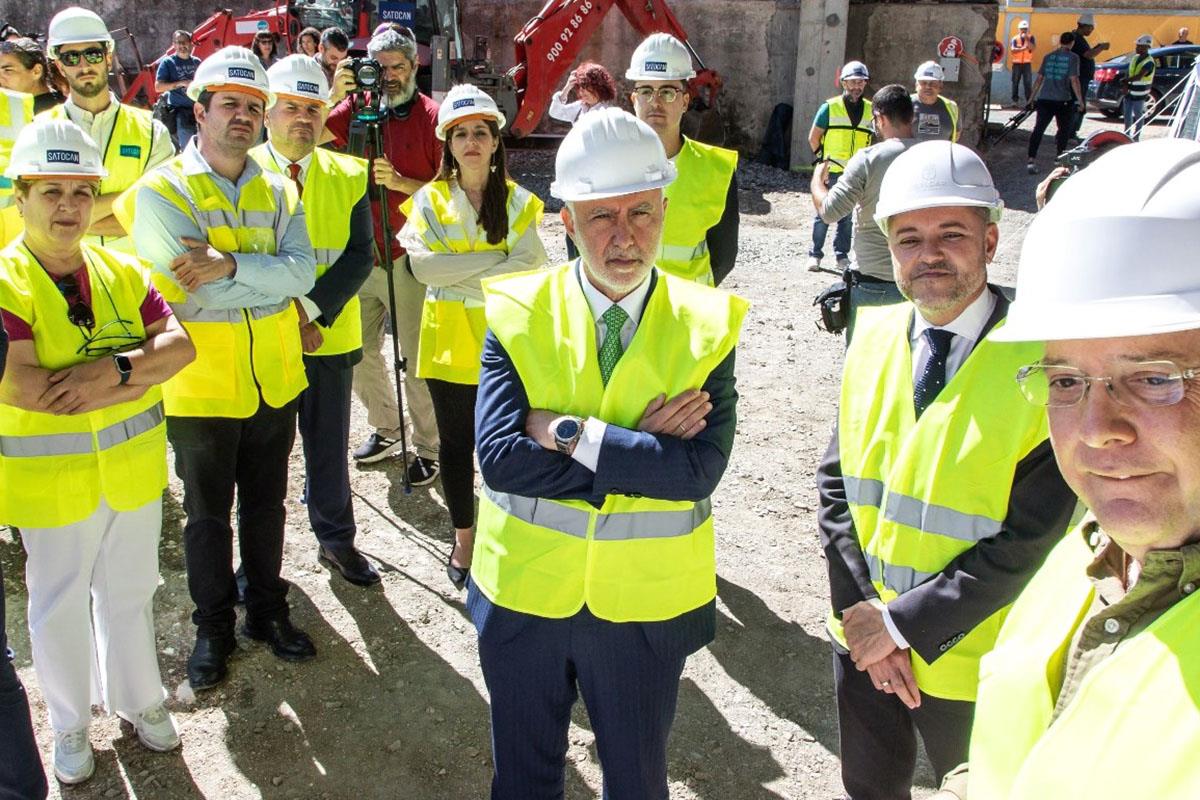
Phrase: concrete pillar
[{"left": 790, "top": 0, "right": 850, "bottom": 171}]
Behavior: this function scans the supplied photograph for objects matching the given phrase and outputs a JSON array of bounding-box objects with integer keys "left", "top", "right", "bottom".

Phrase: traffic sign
[{"left": 938, "top": 36, "right": 965, "bottom": 59}]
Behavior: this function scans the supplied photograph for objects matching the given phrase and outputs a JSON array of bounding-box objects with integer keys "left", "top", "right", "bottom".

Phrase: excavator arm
[{"left": 507, "top": 0, "right": 722, "bottom": 137}]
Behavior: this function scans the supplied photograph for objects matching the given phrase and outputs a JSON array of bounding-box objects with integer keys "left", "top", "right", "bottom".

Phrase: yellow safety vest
[
  {"left": 401, "top": 179, "right": 543, "bottom": 385},
  {"left": 910, "top": 94, "right": 960, "bottom": 142},
  {"left": 0, "top": 242, "right": 167, "bottom": 528},
  {"left": 834, "top": 302, "right": 1050, "bottom": 702},
  {"left": 968, "top": 528, "right": 1200, "bottom": 799},
  {"left": 474, "top": 264, "right": 748, "bottom": 621},
  {"left": 1128, "top": 54, "right": 1156, "bottom": 99},
  {"left": 114, "top": 159, "right": 307, "bottom": 418},
  {"left": 42, "top": 101, "right": 155, "bottom": 255},
  {"left": 823, "top": 95, "right": 873, "bottom": 174},
  {"left": 0, "top": 88, "right": 33, "bottom": 247},
  {"left": 659, "top": 137, "right": 738, "bottom": 286},
  {"left": 250, "top": 145, "right": 369, "bottom": 357}
]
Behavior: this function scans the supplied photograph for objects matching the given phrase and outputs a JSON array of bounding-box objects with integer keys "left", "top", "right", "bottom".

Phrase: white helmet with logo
[
  {"left": 993, "top": 139, "right": 1200, "bottom": 342},
  {"left": 840, "top": 61, "right": 870, "bottom": 81},
  {"left": 550, "top": 107, "right": 676, "bottom": 201},
  {"left": 914, "top": 61, "right": 945, "bottom": 82},
  {"left": 188, "top": 46, "right": 275, "bottom": 107},
  {"left": 4, "top": 118, "right": 107, "bottom": 180},
  {"left": 46, "top": 7, "right": 113, "bottom": 54},
  {"left": 435, "top": 84, "right": 506, "bottom": 141},
  {"left": 874, "top": 140, "right": 1003, "bottom": 234},
  {"left": 625, "top": 33, "right": 696, "bottom": 82},
  {"left": 266, "top": 54, "right": 329, "bottom": 104}
]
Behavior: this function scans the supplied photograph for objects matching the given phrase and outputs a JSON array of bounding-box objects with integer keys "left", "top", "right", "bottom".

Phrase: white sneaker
[
  {"left": 53, "top": 728, "right": 95, "bottom": 785},
  {"left": 836, "top": 256, "right": 852, "bottom": 271},
  {"left": 1026, "top": 161, "right": 1037, "bottom": 174},
  {"left": 806, "top": 256, "right": 822, "bottom": 272},
  {"left": 123, "top": 702, "right": 181, "bottom": 752}
]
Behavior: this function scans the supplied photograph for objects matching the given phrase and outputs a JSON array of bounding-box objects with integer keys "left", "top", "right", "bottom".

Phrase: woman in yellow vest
[
  {"left": 398, "top": 84, "right": 546, "bottom": 590},
  {"left": 0, "top": 119, "right": 193, "bottom": 784}
]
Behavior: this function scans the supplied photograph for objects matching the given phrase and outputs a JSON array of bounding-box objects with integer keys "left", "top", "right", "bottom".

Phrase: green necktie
[{"left": 598, "top": 304, "right": 629, "bottom": 385}]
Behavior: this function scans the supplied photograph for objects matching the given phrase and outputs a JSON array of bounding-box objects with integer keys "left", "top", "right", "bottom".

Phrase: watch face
[
  {"left": 115, "top": 355, "right": 133, "bottom": 371},
  {"left": 554, "top": 418, "right": 581, "bottom": 440}
]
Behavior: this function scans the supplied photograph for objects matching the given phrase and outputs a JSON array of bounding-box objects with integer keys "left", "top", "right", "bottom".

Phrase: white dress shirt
[
  {"left": 883, "top": 287, "right": 998, "bottom": 649},
  {"left": 60, "top": 92, "right": 174, "bottom": 177},
  {"left": 265, "top": 142, "right": 321, "bottom": 323},
  {"left": 570, "top": 261, "right": 653, "bottom": 471}
]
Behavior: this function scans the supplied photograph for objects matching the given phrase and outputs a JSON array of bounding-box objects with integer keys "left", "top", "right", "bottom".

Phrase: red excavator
[{"left": 117, "top": 0, "right": 721, "bottom": 139}]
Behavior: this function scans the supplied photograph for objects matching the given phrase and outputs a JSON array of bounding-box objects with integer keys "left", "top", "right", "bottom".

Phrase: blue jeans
[
  {"left": 846, "top": 275, "right": 907, "bottom": 343},
  {"left": 1124, "top": 96, "right": 1147, "bottom": 140},
  {"left": 0, "top": 562, "right": 49, "bottom": 800},
  {"left": 811, "top": 172, "right": 853, "bottom": 261},
  {"left": 173, "top": 108, "right": 196, "bottom": 152}
]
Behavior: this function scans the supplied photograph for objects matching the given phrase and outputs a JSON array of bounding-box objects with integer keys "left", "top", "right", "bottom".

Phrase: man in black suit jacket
[{"left": 817, "top": 141, "right": 1076, "bottom": 799}]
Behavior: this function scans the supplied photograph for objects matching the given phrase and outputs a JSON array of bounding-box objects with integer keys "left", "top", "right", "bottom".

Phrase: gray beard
[{"left": 383, "top": 77, "right": 417, "bottom": 107}]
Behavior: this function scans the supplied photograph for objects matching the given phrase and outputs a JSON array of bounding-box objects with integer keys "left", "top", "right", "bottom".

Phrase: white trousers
[{"left": 22, "top": 496, "right": 166, "bottom": 733}]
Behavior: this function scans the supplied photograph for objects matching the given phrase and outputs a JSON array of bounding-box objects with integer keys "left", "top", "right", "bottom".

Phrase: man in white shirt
[{"left": 816, "top": 141, "right": 1075, "bottom": 799}]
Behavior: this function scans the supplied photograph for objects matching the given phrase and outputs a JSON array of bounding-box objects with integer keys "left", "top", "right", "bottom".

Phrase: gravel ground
[{"left": 0, "top": 108, "right": 1156, "bottom": 800}]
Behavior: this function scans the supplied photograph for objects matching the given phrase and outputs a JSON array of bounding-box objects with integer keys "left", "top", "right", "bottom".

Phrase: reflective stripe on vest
[
  {"left": 473, "top": 264, "right": 748, "bottom": 622},
  {"left": 823, "top": 96, "right": 873, "bottom": 173},
  {"left": 0, "top": 89, "right": 33, "bottom": 207},
  {"left": 833, "top": 301, "right": 1052, "bottom": 702},
  {"left": 968, "top": 527, "right": 1200, "bottom": 799},
  {"left": 0, "top": 242, "right": 168, "bottom": 528},
  {"left": 403, "top": 179, "right": 544, "bottom": 385},
  {"left": 1128, "top": 55, "right": 1156, "bottom": 99},
  {"left": 249, "top": 145, "right": 369, "bottom": 356},
  {"left": 1010, "top": 34, "right": 1035, "bottom": 64},
  {"left": 659, "top": 138, "right": 737, "bottom": 285}
]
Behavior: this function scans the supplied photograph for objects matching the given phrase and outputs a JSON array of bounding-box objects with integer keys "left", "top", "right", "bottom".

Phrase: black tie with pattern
[{"left": 913, "top": 328, "right": 955, "bottom": 418}]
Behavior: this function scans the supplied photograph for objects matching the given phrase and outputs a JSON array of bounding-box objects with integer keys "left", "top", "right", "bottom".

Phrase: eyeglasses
[
  {"left": 633, "top": 86, "right": 683, "bottom": 104},
  {"left": 1015, "top": 361, "right": 1200, "bottom": 408},
  {"left": 57, "top": 46, "right": 107, "bottom": 68}
]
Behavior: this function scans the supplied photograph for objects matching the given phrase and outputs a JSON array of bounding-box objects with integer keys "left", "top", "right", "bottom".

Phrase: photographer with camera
[{"left": 322, "top": 28, "right": 441, "bottom": 479}]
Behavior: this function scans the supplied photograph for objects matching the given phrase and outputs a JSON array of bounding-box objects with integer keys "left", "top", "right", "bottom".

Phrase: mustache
[{"left": 911, "top": 261, "right": 956, "bottom": 277}]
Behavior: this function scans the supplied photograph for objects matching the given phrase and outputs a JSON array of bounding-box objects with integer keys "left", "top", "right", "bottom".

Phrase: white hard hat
[
  {"left": 266, "top": 54, "right": 329, "bottom": 104},
  {"left": 840, "top": 61, "right": 870, "bottom": 81},
  {"left": 992, "top": 139, "right": 1200, "bottom": 342},
  {"left": 4, "top": 118, "right": 106, "bottom": 180},
  {"left": 874, "top": 140, "right": 1003, "bottom": 233},
  {"left": 47, "top": 7, "right": 113, "bottom": 53},
  {"left": 1136, "top": 34, "right": 1154, "bottom": 46},
  {"left": 625, "top": 33, "right": 696, "bottom": 82},
  {"left": 914, "top": 61, "right": 944, "bottom": 82},
  {"left": 436, "top": 84, "right": 506, "bottom": 141},
  {"left": 1017, "top": 20, "right": 1030, "bottom": 30},
  {"left": 1077, "top": 13, "right": 1095, "bottom": 26},
  {"left": 550, "top": 107, "right": 676, "bottom": 201},
  {"left": 187, "top": 46, "right": 275, "bottom": 107}
]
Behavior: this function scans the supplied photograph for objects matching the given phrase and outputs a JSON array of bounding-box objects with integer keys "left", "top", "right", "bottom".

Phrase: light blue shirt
[{"left": 129, "top": 138, "right": 315, "bottom": 311}]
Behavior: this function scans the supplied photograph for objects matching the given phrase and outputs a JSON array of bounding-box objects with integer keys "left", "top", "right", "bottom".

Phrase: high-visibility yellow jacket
[
  {"left": 0, "top": 88, "right": 33, "bottom": 247},
  {"left": 250, "top": 144, "right": 369, "bottom": 357},
  {"left": 401, "top": 179, "right": 543, "bottom": 385},
  {"left": 42, "top": 101, "right": 154, "bottom": 255},
  {"left": 115, "top": 159, "right": 307, "bottom": 418},
  {"left": 0, "top": 242, "right": 167, "bottom": 528},
  {"left": 823, "top": 95, "right": 874, "bottom": 174},
  {"left": 1128, "top": 54, "right": 1156, "bottom": 100},
  {"left": 659, "top": 137, "right": 738, "bottom": 286},
  {"left": 968, "top": 528, "right": 1200, "bottom": 799},
  {"left": 474, "top": 264, "right": 748, "bottom": 622},
  {"left": 833, "top": 302, "right": 1050, "bottom": 702},
  {"left": 910, "top": 94, "right": 960, "bottom": 142}
]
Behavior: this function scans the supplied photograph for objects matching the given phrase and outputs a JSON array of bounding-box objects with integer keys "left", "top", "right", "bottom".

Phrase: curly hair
[{"left": 574, "top": 61, "right": 616, "bottom": 103}]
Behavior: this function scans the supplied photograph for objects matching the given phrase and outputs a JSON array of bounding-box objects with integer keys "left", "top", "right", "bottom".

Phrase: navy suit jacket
[{"left": 473, "top": 268, "right": 740, "bottom": 659}]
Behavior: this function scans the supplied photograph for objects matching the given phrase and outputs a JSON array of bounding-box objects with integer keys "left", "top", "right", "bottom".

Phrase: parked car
[{"left": 1089, "top": 43, "right": 1200, "bottom": 119}]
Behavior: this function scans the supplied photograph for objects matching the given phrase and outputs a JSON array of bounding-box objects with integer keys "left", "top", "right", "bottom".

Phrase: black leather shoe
[
  {"left": 187, "top": 634, "right": 236, "bottom": 691},
  {"left": 318, "top": 545, "right": 381, "bottom": 587},
  {"left": 242, "top": 617, "right": 317, "bottom": 662},
  {"left": 446, "top": 541, "right": 469, "bottom": 591}
]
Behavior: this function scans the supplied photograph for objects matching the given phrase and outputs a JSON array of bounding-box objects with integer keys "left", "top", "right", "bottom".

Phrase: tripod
[{"left": 347, "top": 95, "right": 412, "bottom": 494}]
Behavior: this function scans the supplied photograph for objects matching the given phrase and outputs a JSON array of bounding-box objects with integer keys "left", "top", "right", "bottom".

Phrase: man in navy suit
[{"left": 470, "top": 107, "right": 748, "bottom": 799}]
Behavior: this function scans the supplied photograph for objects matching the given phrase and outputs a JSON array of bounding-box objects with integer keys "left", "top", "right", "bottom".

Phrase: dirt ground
[{"left": 1, "top": 109, "right": 1161, "bottom": 800}]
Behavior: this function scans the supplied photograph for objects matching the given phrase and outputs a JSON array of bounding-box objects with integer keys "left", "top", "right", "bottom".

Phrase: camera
[{"left": 348, "top": 58, "right": 383, "bottom": 91}]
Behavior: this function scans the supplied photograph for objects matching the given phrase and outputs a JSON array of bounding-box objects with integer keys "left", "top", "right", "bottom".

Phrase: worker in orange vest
[{"left": 1010, "top": 20, "right": 1036, "bottom": 106}]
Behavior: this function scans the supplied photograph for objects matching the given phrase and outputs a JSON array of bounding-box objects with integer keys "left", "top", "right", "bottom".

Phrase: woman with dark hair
[
  {"left": 252, "top": 31, "right": 281, "bottom": 68},
  {"left": 549, "top": 60, "right": 616, "bottom": 125},
  {"left": 296, "top": 26, "right": 320, "bottom": 56},
  {"left": 0, "top": 37, "right": 64, "bottom": 113},
  {"left": 399, "top": 84, "right": 546, "bottom": 590}
]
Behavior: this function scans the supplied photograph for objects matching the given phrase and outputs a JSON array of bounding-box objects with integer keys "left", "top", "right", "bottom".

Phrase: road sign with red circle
[
  {"left": 938, "top": 36, "right": 965, "bottom": 58},
  {"left": 992, "top": 40, "right": 1006, "bottom": 64}
]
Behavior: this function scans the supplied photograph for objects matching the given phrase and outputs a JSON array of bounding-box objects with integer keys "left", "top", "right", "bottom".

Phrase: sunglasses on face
[{"left": 57, "top": 46, "right": 107, "bottom": 68}]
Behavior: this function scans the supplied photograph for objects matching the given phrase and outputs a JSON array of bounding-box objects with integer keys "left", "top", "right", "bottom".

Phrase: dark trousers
[
  {"left": 1010, "top": 63, "right": 1033, "bottom": 103},
  {"left": 425, "top": 378, "right": 478, "bottom": 530},
  {"left": 168, "top": 400, "right": 298, "bottom": 637},
  {"left": 0, "top": 563, "right": 48, "bottom": 800},
  {"left": 1028, "top": 99, "right": 1075, "bottom": 159},
  {"left": 811, "top": 173, "right": 853, "bottom": 261},
  {"left": 832, "top": 646, "right": 974, "bottom": 800},
  {"left": 299, "top": 355, "right": 358, "bottom": 549},
  {"left": 468, "top": 583, "right": 686, "bottom": 800},
  {"left": 1070, "top": 81, "right": 1091, "bottom": 137}
]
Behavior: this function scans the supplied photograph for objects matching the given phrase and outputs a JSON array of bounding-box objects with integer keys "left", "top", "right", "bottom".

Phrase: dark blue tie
[{"left": 914, "top": 328, "right": 955, "bottom": 418}]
